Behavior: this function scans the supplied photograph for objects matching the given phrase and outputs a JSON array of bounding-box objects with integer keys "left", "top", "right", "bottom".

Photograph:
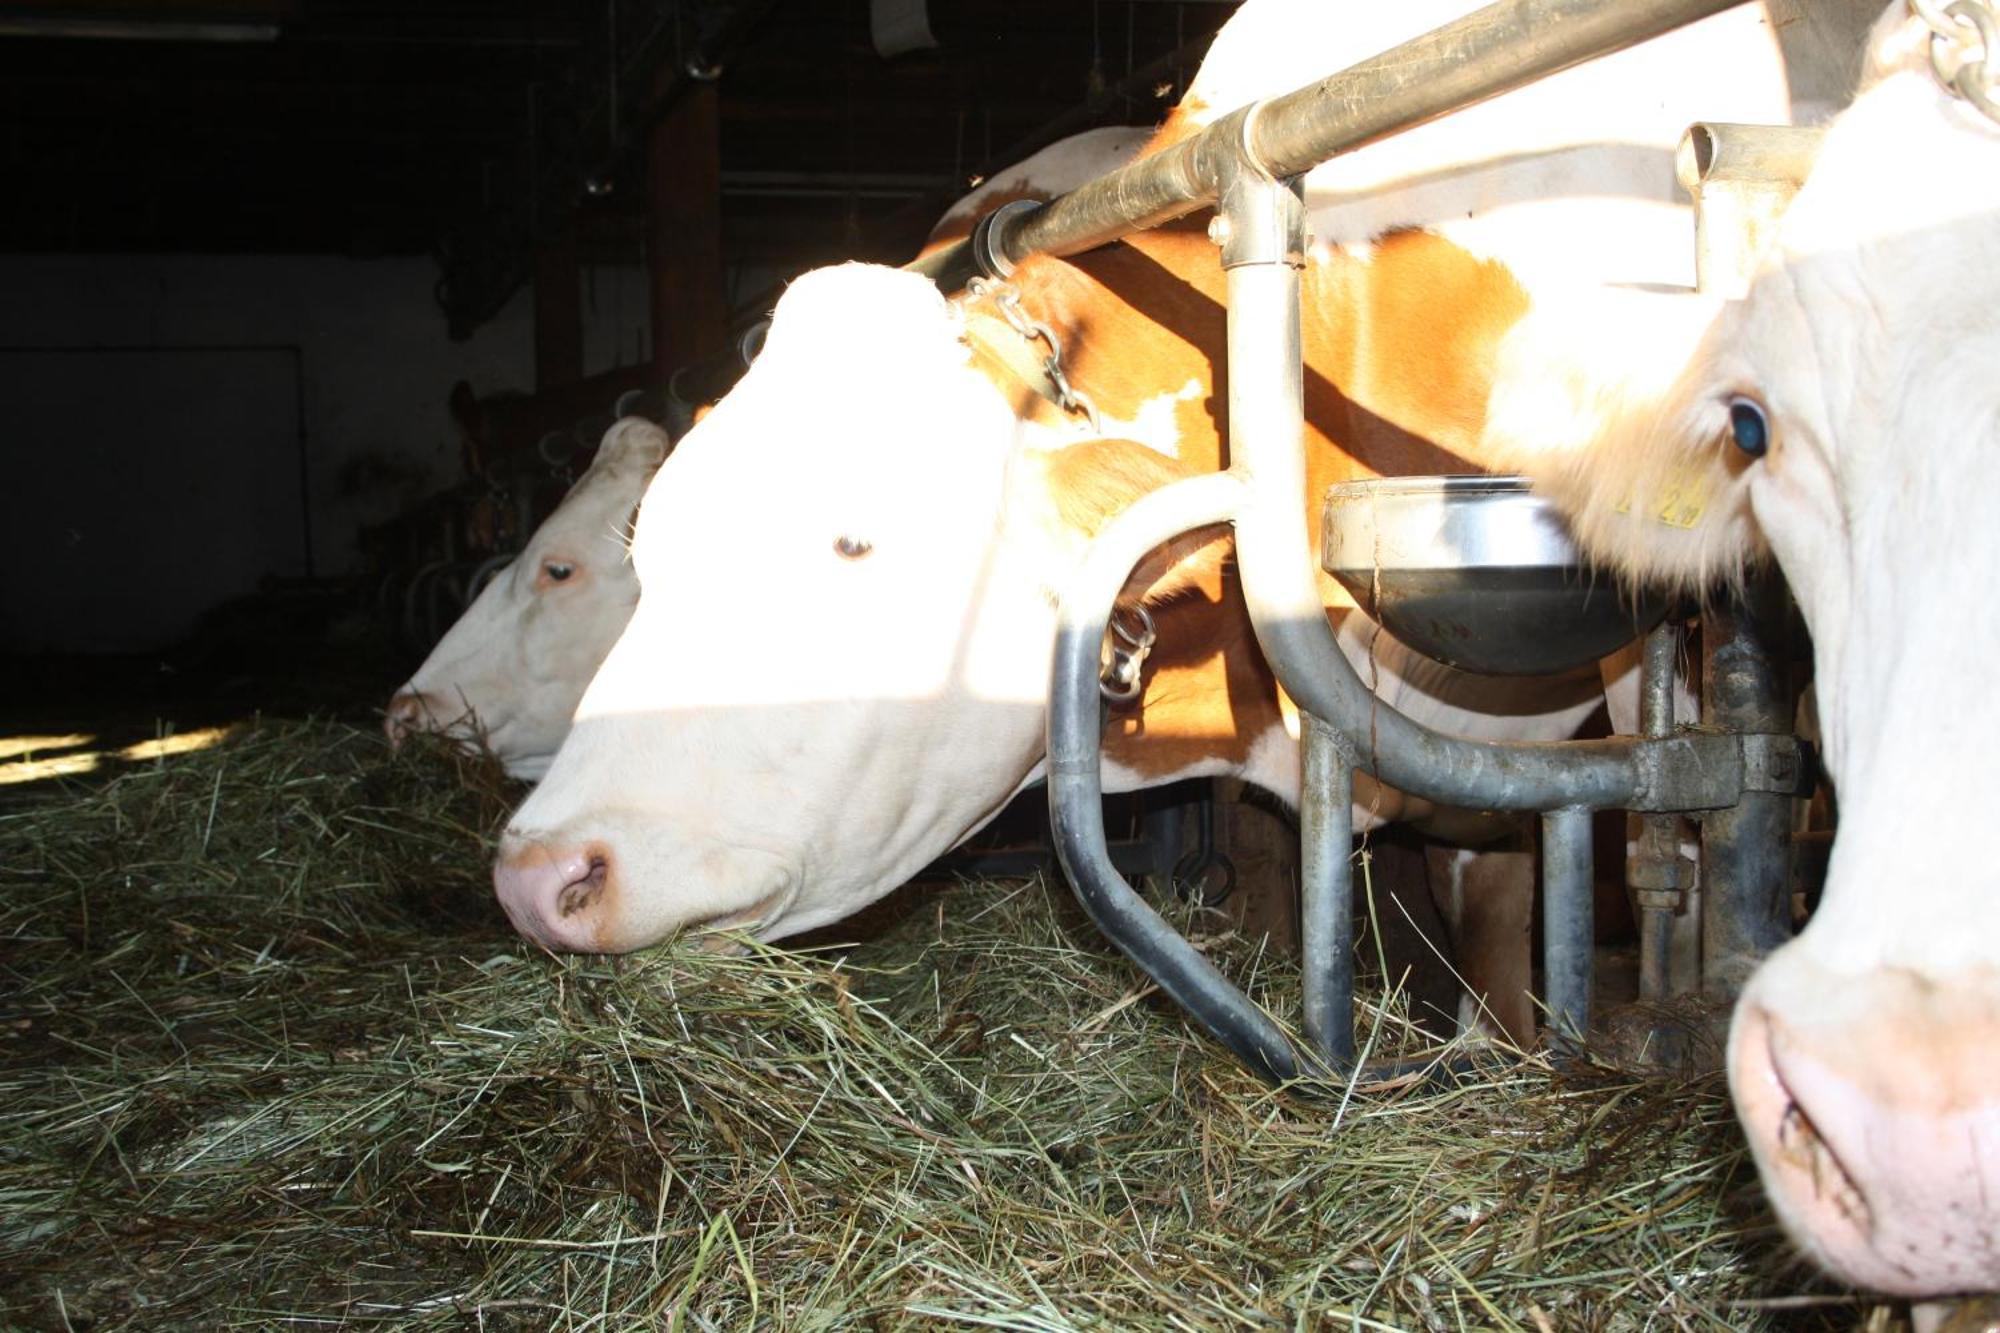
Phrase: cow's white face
[
  {"left": 1716, "top": 18, "right": 2000, "bottom": 1297},
  {"left": 494, "top": 266, "right": 1081, "bottom": 950},
  {"left": 386, "top": 418, "right": 668, "bottom": 780},
  {"left": 1503, "top": 7, "right": 2000, "bottom": 1298}
]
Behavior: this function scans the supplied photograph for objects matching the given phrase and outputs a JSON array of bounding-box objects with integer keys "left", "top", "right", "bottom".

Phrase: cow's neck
[{"left": 1011, "top": 219, "right": 1532, "bottom": 476}]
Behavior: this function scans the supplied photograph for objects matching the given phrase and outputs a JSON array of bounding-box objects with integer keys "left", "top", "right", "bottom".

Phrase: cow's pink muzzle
[
  {"left": 492, "top": 838, "right": 617, "bottom": 953},
  {"left": 1731, "top": 963, "right": 2000, "bottom": 1297}
]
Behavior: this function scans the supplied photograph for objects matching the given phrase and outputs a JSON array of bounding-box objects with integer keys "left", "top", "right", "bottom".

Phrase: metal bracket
[
  {"left": 1740, "top": 731, "right": 1809, "bottom": 795},
  {"left": 969, "top": 199, "right": 1042, "bottom": 282}
]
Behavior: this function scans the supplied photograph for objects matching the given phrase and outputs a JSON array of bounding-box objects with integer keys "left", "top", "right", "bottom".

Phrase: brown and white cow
[
  {"left": 492, "top": 0, "right": 1804, "bottom": 998},
  {"left": 1490, "top": 2, "right": 2000, "bottom": 1301},
  {"left": 385, "top": 132, "right": 1153, "bottom": 783},
  {"left": 385, "top": 418, "right": 671, "bottom": 779}
]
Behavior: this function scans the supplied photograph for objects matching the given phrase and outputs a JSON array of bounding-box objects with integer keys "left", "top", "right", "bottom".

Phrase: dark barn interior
[{"left": 0, "top": 0, "right": 1233, "bottom": 734}]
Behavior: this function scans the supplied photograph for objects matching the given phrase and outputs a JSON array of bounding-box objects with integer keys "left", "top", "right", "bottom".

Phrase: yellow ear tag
[
  {"left": 1653, "top": 473, "right": 1709, "bottom": 529},
  {"left": 1612, "top": 468, "right": 1709, "bottom": 530}
]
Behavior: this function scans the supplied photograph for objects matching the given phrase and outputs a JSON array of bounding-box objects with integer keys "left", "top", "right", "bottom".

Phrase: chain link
[
  {"left": 1099, "top": 603, "right": 1157, "bottom": 704},
  {"left": 964, "top": 277, "right": 1103, "bottom": 434},
  {"left": 1913, "top": 0, "right": 2000, "bottom": 123}
]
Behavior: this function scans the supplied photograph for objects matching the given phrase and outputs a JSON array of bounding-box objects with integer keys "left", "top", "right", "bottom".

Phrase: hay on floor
[{"left": 1, "top": 719, "right": 1880, "bottom": 1329}]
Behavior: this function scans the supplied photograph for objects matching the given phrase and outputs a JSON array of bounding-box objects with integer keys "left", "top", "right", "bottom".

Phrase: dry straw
[{"left": 1, "top": 720, "right": 1881, "bottom": 1329}]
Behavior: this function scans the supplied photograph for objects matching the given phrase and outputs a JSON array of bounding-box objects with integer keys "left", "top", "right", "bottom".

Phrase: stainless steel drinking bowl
[{"left": 1321, "top": 475, "right": 1666, "bottom": 677}]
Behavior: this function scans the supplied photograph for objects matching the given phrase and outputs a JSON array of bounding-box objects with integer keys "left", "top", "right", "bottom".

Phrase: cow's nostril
[
  {"left": 557, "top": 853, "right": 610, "bottom": 917},
  {"left": 384, "top": 691, "right": 431, "bottom": 745}
]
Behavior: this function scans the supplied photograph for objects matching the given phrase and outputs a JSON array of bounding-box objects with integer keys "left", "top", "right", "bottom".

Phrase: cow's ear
[
  {"left": 595, "top": 417, "right": 674, "bottom": 474},
  {"left": 1027, "top": 437, "right": 1231, "bottom": 608}
]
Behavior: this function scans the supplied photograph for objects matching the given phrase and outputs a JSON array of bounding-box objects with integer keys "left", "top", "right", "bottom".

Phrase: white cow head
[
  {"left": 1502, "top": 4, "right": 2000, "bottom": 1298},
  {"left": 386, "top": 417, "right": 670, "bottom": 780},
  {"left": 492, "top": 264, "right": 1198, "bottom": 950}
]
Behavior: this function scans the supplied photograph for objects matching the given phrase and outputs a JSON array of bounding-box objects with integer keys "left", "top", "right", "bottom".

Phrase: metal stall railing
[{"left": 910, "top": 0, "right": 1806, "bottom": 1083}]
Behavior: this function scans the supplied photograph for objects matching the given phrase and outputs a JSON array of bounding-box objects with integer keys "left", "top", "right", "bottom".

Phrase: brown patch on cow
[
  {"left": 1307, "top": 229, "right": 1532, "bottom": 460},
  {"left": 1020, "top": 220, "right": 1527, "bottom": 485},
  {"left": 1101, "top": 556, "right": 1278, "bottom": 779},
  {"left": 959, "top": 320, "right": 1082, "bottom": 437}
]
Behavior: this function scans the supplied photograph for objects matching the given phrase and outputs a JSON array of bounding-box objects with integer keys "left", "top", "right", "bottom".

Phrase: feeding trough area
[{"left": 1321, "top": 476, "right": 1666, "bottom": 678}]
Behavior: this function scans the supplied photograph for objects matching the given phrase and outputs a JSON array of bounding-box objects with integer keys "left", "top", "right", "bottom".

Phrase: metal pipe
[
  {"left": 1632, "top": 621, "right": 1684, "bottom": 1001},
  {"left": 1044, "top": 471, "right": 1308, "bottom": 1084},
  {"left": 1677, "top": 121, "right": 1822, "bottom": 299},
  {"left": 1638, "top": 885, "right": 1675, "bottom": 1005},
  {"left": 911, "top": 0, "right": 1746, "bottom": 288},
  {"left": 1541, "top": 805, "right": 1596, "bottom": 1043},
  {"left": 1677, "top": 121, "right": 1824, "bottom": 189},
  {"left": 1201, "top": 136, "right": 1657, "bottom": 816},
  {"left": 1300, "top": 714, "right": 1356, "bottom": 1072},
  {"left": 1700, "top": 574, "right": 1795, "bottom": 996}
]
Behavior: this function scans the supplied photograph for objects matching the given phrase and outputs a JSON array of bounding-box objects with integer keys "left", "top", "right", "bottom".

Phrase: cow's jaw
[{"left": 1718, "top": 32, "right": 2000, "bottom": 1298}]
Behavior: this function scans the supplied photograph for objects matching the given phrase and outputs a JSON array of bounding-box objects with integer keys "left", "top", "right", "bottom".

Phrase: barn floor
[{"left": 0, "top": 715, "right": 1894, "bottom": 1330}]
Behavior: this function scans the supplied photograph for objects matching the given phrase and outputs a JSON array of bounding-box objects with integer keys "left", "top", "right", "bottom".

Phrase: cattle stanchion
[
  {"left": 1046, "top": 472, "right": 1310, "bottom": 1083},
  {"left": 1024, "top": 0, "right": 1815, "bottom": 1083}
]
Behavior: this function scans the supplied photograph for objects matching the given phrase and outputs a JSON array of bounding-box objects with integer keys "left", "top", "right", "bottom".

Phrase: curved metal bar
[{"left": 1045, "top": 469, "right": 1316, "bottom": 1085}]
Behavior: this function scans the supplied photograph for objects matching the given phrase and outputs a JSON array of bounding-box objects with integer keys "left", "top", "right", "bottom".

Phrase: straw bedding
[{"left": 1, "top": 719, "right": 1885, "bottom": 1329}]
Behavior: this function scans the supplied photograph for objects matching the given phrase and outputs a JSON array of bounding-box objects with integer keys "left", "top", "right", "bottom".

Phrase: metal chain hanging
[{"left": 962, "top": 277, "right": 1103, "bottom": 434}]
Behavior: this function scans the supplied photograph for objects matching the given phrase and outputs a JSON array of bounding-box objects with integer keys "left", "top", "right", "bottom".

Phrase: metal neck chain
[
  {"left": 1913, "top": 0, "right": 2000, "bottom": 123},
  {"left": 963, "top": 276, "right": 1102, "bottom": 434}
]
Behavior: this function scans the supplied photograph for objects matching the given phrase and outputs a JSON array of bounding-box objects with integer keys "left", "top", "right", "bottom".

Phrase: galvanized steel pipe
[
  {"left": 1633, "top": 622, "right": 1685, "bottom": 1002},
  {"left": 911, "top": 0, "right": 1748, "bottom": 290},
  {"left": 1300, "top": 714, "right": 1356, "bottom": 1072},
  {"left": 1043, "top": 470, "right": 1312, "bottom": 1084},
  {"left": 1700, "top": 576, "right": 1796, "bottom": 995},
  {"left": 1542, "top": 805, "right": 1597, "bottom": 1042}
]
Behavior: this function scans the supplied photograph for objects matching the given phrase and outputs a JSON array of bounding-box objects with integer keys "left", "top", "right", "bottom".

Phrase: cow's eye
[
  {"left": 833, "top": 535, "right": 873, "bottom": 561},
  {"left": 1727, "top": 395, "right": 1769, "bottom": 460},
  {"left": 542, "top": 560, "right": 575, "bottom": 583}
]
